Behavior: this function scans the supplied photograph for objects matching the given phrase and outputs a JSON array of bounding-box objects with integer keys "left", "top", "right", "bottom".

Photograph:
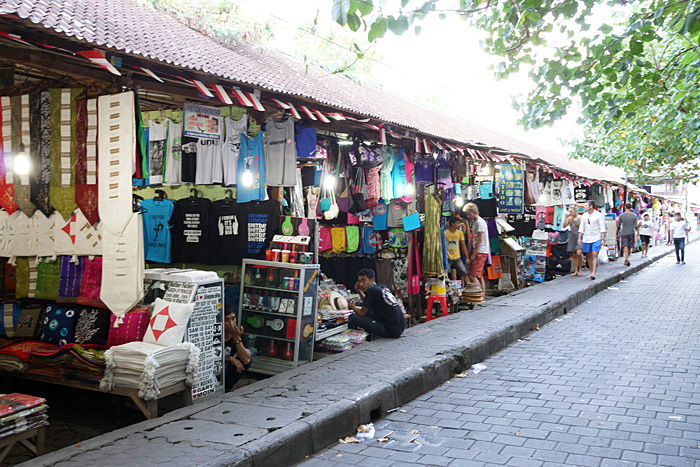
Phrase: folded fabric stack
[
  {"left": 319, "top": 329, "right": 368, "bottom": 352},
  {"left": 0, "top": 393, "right": 49, "bottom": 438},
  {"left": 65, "top": 345, "right": 106, "bottom": 384},
  {"left": 27, "top": 345, "right": 72, "bottom": 377},
  {"left": 0, "top": 341, "right": 58, "bottom": 373},
  {"left": 101, "top": 342, "right": 199, "bottom": 400}
]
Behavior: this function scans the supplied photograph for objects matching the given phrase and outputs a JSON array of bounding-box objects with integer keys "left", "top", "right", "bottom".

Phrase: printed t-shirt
[
  {"left": 163, "top": 120, "right": 183, "bottom": 185},
  {"left": 372, "top": 200, "right": 388, "bottom": 231},
  {"left": 141, "top": 198, "right": 175, "bottom": 263},
  {"left": 553, "top": 206, "right": 565, "bottom": 231},
  {"left": 387, "top": 199, "right": 408, "bottom": 228},
  {"left": 391, "top": 150, "right": 407, "bottom": 199},
  {"left": 263, "top": 116, "right": 296, "bottom": 187},
  {"left": 639, "top": 219, "right": 653, "bottom": 236},
  {"left": 306, "top": 187, "right": 320, "bottom": 218},
  {"left": 148, "top": 120, "right": 167, "bottom": 185},
  {"left": 362, "top": 227, "right": 380, "bottom": 254},
  {"left": 574, "top": 186, "right": 588, "bottom": 204},
  {"left": 237, "top": 133, "right": 267, "bottom": 203},
  {"left": 196, "top": 139, "right": 224, "bottom": 185},
  {"left": 380, "top": 147, "right": 394, "bottom": 201},
  {"left": 223, "top": 116, "right": 248, "bottom": 186},
  {"left": 415, "top": 156, "right": 434, "bottom": 184},
  {"left": 362, "top": 284, "right": 405, "bottom": 338},
  {"left": 473, "top": 217, "right": 490, "bottom": 254},
  {"left": 235, "top": 200, "right": 280, "bottom": 262},
  {"left": 479, "top": 181, "right": 494, "bottom": 200},
  {"left": 209, "top": 200, "right": 239, "bottom": 265},
  {"left": 551, "top": 180, "right": 564, "bottom": 205},
  {"left": 180, "top": 136, "right": 197, "bottom": 183},
  {"left": 618, "top": 211, "right": 638, "bottom": 236},
  {"left": 508, "top": 205, "right": 537, "bottom": 237},
  {"left": 445, "top": 228, "right": 464, "bottom": 260},
  {"left": 171, "top": 197, "right": 211, "bottom": 264}
]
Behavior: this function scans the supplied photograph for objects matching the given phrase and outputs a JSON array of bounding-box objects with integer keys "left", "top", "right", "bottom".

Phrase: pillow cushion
[
  {"left": 142, "top": 298, "right": 194, "bottom": 347},
  {"left": 73, "top": 307, "right": 111, "bottom": 346},
  {"left": 105, "top": 306, "right": 150, "bottom": 348},
  {"left": 0, "top": 302, "right": 22, "bottom": 337},
  {"left": 13, "top": 304, "right": 45, "bottom": 339},
  {"left": 40, "top": 304, "right": 79, "bottom": 345}
]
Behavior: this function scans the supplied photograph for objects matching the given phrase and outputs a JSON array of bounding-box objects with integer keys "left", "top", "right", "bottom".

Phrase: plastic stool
[{"left": 426, "top": 295, "right": 448, "bottom": 321}]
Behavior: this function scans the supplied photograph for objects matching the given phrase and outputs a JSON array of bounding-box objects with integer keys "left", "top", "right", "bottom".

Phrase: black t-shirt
[
  {"left": 235, "top": 200, "right": 281, "bottom": 263},
  {"left": 209, "top": 199, "right": 239, "bottom": 265},
  {"left": 363, "top": 284, "right": 405, "bottom": 338},
  {"left": 507, "top": 205, "right": 537, "bottom": 237},
  {"left": 181, "top": 136, "right": 198, "bottom": 184},
  {"left": 468, "top": 198, "right": 498, "bottom": 219},
  {"left": 171, "top": 197, "right": 211, "bottom": 264},
  {"left": 574, "top": 186, "right": 588, "bottom": 204}
]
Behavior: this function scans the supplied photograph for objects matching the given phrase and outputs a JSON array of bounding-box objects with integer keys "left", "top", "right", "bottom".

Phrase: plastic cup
[
  {"left": 281, "top": 250, "right": 290, "bottom": 263},
  {"left": 301, "top": 252, "right": 313, "bottom": 264},
  {"left": 289, "top": 251, "right": 298, "bottom": 263},
  {"left": 265, "top": 249, "right": 274, "bottom": 261},
  {"left": 272, "top": 249, "right": 281, "bottom": 261}
]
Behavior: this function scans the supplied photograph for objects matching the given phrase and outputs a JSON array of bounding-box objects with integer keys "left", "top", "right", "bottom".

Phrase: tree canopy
[{"left": 329, "top": 0, "right": 700, "bottom": 181}]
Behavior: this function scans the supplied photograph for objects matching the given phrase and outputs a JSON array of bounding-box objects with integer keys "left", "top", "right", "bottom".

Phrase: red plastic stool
[{"left": 426, "top": 295, "right": 449, "bottom": 321}]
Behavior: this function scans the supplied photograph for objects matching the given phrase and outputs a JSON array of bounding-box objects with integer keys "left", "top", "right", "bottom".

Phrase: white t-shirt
[
  {"left": 164, "top": 120, "right": 183, "bottom": 185},
  {"left": 474, "top": 216, "right": 490, "bottom": 254},
  {"left": 671, "top": 220, "right": 688, "bottom": 238},
  {"left": 579, "top": 210, "right": 606, "bottom": 244},
  {"left": 148, "top": 120, "right": 167, "bottom": 185},
  {"left": 195, "top": 139, "right": 224, "bottom": 185},
  {"left": 638, "top": 220, "right": 653, "bottom": 236},
  {"left": 222, "top": 116, "right": 247, "bottom": 186}
]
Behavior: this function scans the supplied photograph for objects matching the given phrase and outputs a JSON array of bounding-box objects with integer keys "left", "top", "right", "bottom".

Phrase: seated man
[
  {"left": 348, "top": 268, "right": 405, "bottom": 338},
  {"left": 223, "top": 305, "right": 252, "bottom": 392}
]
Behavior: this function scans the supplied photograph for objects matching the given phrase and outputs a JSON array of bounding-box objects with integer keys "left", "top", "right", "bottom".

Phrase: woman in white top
[{"left": 637, "top": 213, "right": 654, "bottom": 258}]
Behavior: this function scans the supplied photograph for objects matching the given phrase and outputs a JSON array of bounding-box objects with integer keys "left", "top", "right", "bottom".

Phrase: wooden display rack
[{"left": 0, "top": 426, "right": 45, "bottom": 463}]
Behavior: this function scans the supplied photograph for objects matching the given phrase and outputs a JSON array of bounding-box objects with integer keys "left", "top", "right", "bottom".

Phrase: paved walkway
[
  {"left": 26, "top": 239, "right": 693, "bottom": 467},
  {"left": 299, "top": 241, "right": 700, "bottom": 467}
]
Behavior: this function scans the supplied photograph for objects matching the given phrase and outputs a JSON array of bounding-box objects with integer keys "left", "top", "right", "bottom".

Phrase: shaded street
[{"left": 300, "top": 243, "right": 700, "bottom": 467}]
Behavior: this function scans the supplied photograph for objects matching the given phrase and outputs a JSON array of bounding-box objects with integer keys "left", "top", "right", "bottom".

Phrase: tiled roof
[{"left": 0, "top": 0, "right": 624, "bottom": 183}]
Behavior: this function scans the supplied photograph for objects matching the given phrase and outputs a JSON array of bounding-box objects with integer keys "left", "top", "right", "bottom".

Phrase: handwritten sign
[{"left": 184, "top": 102, "right": 222, "bottom": 140}]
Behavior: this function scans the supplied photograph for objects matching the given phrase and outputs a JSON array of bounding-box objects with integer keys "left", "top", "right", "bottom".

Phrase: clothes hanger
[
  {"left": 188, "top": 188, "right": 199, "bottom": 204},
  {"left": 221, "top": 189, "right": 235, "bottom": 207},
  {"left": 154, "top": 189, "right": 167, "bottom": 201},
  {"left": 132, "top": 194, "right": 146, "bottom": 213}
]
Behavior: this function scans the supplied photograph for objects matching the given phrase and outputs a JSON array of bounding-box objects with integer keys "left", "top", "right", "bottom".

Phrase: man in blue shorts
[{"left": 578, "top": 200, "right": 607, "bottom": 280}]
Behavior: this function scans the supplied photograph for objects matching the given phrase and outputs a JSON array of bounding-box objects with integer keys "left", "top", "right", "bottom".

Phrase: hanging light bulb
[
  {"left": 14, "top": 143, "right": 30, "bottom": 176},
  {"left": 324, "top": 174, "right": 336, "bottom": 191},
  {"left": 241, "top": 161, "right": 254, "bottom": 188},
  {"left": 405, "top": 184, "right": 415, "bottom": 196},
  {"left": 454, "top": 196, "right": 464, "bottom": 208}
]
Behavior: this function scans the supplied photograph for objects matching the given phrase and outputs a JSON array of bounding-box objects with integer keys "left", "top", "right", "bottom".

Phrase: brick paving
[{"left": 299, "top": 241, "right": 700, "bottom": 467}]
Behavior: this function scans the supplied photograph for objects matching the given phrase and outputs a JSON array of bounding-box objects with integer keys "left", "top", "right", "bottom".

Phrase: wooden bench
[
  {"left": 0, "top": 426, "right": 45, "bottom": 463},
  {"left": 1, "top": 371, "right": 192, "bottom": 420}
]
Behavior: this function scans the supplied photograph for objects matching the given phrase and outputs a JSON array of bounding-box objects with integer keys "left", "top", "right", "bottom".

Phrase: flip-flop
[{"left": 590, "top": 276, "right": 596, "bottom": 280}]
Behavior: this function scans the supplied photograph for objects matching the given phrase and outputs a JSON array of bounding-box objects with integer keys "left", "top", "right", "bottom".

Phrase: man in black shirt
[
  {"left": 223, "top": 305, "right": 252, "bottom": 392},
  {"left": 348, "top": 269, "right": 405, "bottom": 338}
]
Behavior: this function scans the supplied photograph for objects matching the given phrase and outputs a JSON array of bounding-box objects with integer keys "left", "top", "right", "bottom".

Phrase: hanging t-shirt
[
  {"left": 180, "top": 136, "right": 197, "bottom": 184},
  {"left": 535, "top": 205, "right": 547, "bottom": 230},
  {"left": 479, "top": 181, "right": 494, "bottom": 200},
  {"left": 263, "top": 117, "right": 296, "bottom": 187},
  {"left": 380, "top": 147, "right": 394, "bottom": 201},
  {"left": 148, "top": 120, "right": 167, "bottom": 185},
  {"left": 171, "top": 197, "right": 211, "bottom": 264},
  {"left": 402, "top": 154, "right": 415, "bottom": 203},
  {"left": 235, "top": 200, "right": 280, "bottom": 262},
  {"left": 223, "top": 116, "right": 247, "bottom": 186},
  {"left": 391, "top": 149, "right": 407, "bottom": 199},
  {"left": 141, "top": 198, "right": 175, "bottom": 263},
  {"left": 209, "top": 199, "right": 239, "bottom": 265},
  {"left": 507, "top": 205, "right": 537, "bottom": 237},
  {"left": 562, "top": 180, "right": 575, "bottom": 205},
  {"left": 540, "top": 181, "right": 552, "bottom": 206},
  {"left": 164, "top": 120, "right": 183, "bottom": 185},
  {"left": 372, "top": 199, "right": 389, "bottom": 231},
  {"left": 196, "top": 139, "right": 224, "bottom": 185},
  {"left": 306, "top": 186, "right": 320, "bottom": 218},
  {"left": 545, "top": 206, "right": 555, "bottom": 226},
  {"left": 415, "top": 156, "right": 434, "bottom": 184},
  {"left": 574, "top": 186, "right": 588, "bottom": 204},
  {"left": 551, "top": 180, "right": 564, "bottom": 205},
  {"left": 295, "top": 124, "right": 317, "bottom": 158},
  {"left": 237, "top": 133, "right": 267, "bottom": 203},
  {"left": 387, "top": 198, "right": 409, "bottom": 228},
  {"left": 362, "top": 226, "right": 380, "bottom": 254},
  {"left": 553, "top": 206, "right": 565, "bottom": 231},
  {"left": 366, "top": 166, "right": 381, "bottom": 202}
]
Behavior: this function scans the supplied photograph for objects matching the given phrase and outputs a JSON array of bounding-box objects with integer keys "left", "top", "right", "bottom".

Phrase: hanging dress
[{"left": 422, "top": 190, "right": 444, "bottom": 278}]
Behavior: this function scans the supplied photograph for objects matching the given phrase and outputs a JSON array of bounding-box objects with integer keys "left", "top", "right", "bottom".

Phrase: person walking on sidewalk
[
  {"left": 670, "top": 213, "right": 690, "bottom": 264},
  {"left": 445, "top": 216, "right": 469, "bottom": 286},
  {"left": 563, "top": 205, "right": 583, "bottom": 276},
  {"left": 464, "top": 203, "right": 489, "bottom": 297},
  {"left": 638, "top": 213, "right": 654, "bottom": 258},
  {"left": 579, "top": 200, "right": 606, "bottom": 280},
  {"left": 617, "top": 204, "right": 638, "bottom": 266}
]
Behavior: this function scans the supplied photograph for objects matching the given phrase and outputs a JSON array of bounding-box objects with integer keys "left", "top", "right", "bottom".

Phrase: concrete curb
[{"left": 21, "top": 239, "right": 692, "bottom": 467}]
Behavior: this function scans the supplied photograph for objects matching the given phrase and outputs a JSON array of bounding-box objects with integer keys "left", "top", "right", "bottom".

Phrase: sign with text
[
  {"left": 498, "top": 164, "right": 524, "bottom": 214},
  {"left": 184, "top": 102, "right": 222, "bottom": 140}
]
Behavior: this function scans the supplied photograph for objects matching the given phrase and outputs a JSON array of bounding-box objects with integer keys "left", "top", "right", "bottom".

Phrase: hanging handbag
[
  {"left": 349, "top": 168, "right": 367, "bottom": 214},
  {"left": 402, "top": 212, "right": 421, "bottom": 231},
  {"left": 350, "top": 131, "right": 382, "bottom": 168},
  {"left": 318, "top": 160, "right": 332, "bottom": 212},
  {"left": 335, "top": 149, "right": 351, "bottom": 212},
  {"left": 487, "top": 255, "right": 503, "bottom": 280}
]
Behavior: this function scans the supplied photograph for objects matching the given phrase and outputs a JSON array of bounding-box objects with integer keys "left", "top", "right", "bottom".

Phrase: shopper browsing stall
[
  {"left": 224, "top": 306, "right": 252, "bottom": 392},
  {"left": 578, "top": 200, "right": 607, "bottom": 280},
  {"left": 463, "top": 203, "right": 489, "bottom": 297},
  {"left": 348, "top": 269, "right": 405, "bottom": 339},
  {"left": 563, "top": 205, "right": 583, "bottom": 276},
  {"left": 616, "top": 204, "right": 638, "bottom": 266},
  {"left": 445, "top": 216, "right": 469, "bottom": 286}
]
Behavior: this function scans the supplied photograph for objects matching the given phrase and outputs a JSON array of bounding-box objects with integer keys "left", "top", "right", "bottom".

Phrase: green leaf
[
  {"left": 388, "top": 15, "right": 410, "bottom": 35},
  {"left": 331, "top": 0, "right": 352, "bottom": 25},
  {"left": 368, "top": 18, "right": 388, "bottom": 41},
  {"left": 347, "top": 12, "right": 361, "bottom": 31},
  {"left": 401, "top": 0, "right": 409, "bottom": 7},
  {"left": 358, "top": 0, "right": 373, "bottom": 16},
  {"left": 414, "top": 25, "right": 422, "bottom": 35},
  {"left": 599, "top": 24, "right": 613, "bottom": 34}
]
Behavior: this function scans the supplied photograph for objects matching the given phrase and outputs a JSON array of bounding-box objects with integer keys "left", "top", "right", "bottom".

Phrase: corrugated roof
[{"left": 0, "top": 0, "right": 625, "bottom": 183}]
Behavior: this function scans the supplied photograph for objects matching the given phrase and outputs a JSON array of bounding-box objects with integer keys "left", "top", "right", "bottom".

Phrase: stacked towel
[
  {"left": 0, "top": 393, "right": 48, "bottom": 438},
  {"left": 101, "top": 341, "right": 199, "bottom": 400},
  {"left": 64, "top": 345, "right": 106, "bottom": 384}
]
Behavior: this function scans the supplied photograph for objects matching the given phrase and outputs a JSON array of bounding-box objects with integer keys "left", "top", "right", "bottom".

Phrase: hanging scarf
[
  {"left": 50, "top": 88, "right": 80, "bottom": 219},
  {"left": 75, "top": 98, "right": 99, "bottom": 225},
  {"left": 78, "top": 256, "right": 105, "bottom": 308},
  {"left": 100, "top": 212, "right": 144, "bottom": 323},
  {"left": 13, "top": 95, "right": 37, "bottom": 216},
  {"left": 0, "top": 97, "right": 18, "bottom": 214},
  {"left": 29, "top": 91, "right": 53, "bottom": 216},
  {"left": 57, "top": 255, "right": 85, "bottom": 303},
  {"left": 33, "top": 210, "right": 60, "bottom": 259},
  {"left": 14, "top": 257, "right": 29, "bottom": 299},
  {"left": 98, "top": 91, "right": 135, "bottom": 236},
  {"left": 0, "top": 210, "right": 12, "bottom": 257},
  {"left": 422, "top": 191, "right": 445, "bottom": 278},
  {"left": 34, "top": 258, "right": 60, "bottom": 301},
  {"left": 73, "top": 209, "right": 102, "bottom": 257},
  {"left": 407, "top": 232, "right": 422, "bottom": 295}
]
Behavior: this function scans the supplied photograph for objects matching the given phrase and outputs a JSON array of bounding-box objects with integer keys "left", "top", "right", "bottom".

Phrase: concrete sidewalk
[{"left": 27, "top": 239, "right": 692, "bottom": 467}]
